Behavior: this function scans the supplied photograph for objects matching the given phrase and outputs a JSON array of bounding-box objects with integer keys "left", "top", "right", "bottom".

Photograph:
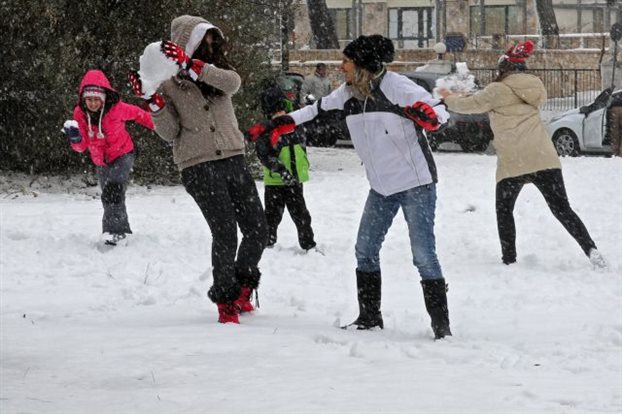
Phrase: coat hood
[
  {"left": 77, "top": 69, "right": 119, "bottom": 111},
  {"left": 78, "top": 69, "right": 116, "bottom": 97},
  {"left": 501, "top": 73, "right": 546, "bottom": 107},
  {"left": 170, "top": 15, "right": 224, "bottom": 57}
]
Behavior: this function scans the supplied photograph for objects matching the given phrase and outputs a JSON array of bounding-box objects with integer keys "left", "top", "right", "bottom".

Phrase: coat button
[
  {"left": 204, "top": 104, "right": 210, "bottom": 111},
  {"left": 210, "top": 126, "right": 216, "bottom": 132},
  {"left": 216, "top": 150, "right": 222, "bottom": 156}
]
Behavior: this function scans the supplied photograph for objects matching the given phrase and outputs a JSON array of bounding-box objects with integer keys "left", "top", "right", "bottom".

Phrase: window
[
  {"left": 552, "top": 1, "right": 616, "bottom": 33},
  {"left": 329, "top": 8, "right": 351, "bottom": 41},
  {"left": 469, "top": 5, "right": 521, "bottom": 35},
  {"left": 388, "top": 7, "right": 434, "bottom": 48}
]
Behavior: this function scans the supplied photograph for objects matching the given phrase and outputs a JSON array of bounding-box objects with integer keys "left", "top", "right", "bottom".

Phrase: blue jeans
[{"left": 355, "top": 184, "right": 443, "bottom": 280}]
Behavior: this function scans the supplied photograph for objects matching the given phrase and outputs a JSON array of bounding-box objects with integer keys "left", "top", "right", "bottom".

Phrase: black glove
[
  {"left": 279, "top": 169, "right": 298, "bottom": 186},
  {"left": 63, "top": 125, "right": 82, "bottom": 144}
]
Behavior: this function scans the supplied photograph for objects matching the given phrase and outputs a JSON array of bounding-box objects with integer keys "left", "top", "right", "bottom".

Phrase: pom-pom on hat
[
  {"left": 499, "top": 40, "right": 534, "bottom": 65},
  {"left": 82, "top": 85, "right": 106, "bottom": 102},
  {"left": 497, "top": 40, "right": 534, "bottom": 73},
  {"left": 343, "top": 35, "right": 395, "bottom": 73}
]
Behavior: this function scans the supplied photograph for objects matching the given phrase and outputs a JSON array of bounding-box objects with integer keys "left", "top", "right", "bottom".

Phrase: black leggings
[
  {"left": 181, "top": 156, "right": 267, "bottom": 303},
  {"left": 495, "top": 169, "right": 596, "bottom": 262},
  {"left": 264, "top": 184, "right": 315, "bottom": 250}
]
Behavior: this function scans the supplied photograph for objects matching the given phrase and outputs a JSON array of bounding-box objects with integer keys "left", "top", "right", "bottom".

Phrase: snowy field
[{"left": 1, "top": 148, "right": 621, "bottom": 413}]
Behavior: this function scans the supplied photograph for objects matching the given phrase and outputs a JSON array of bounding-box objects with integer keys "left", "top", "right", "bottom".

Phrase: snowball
[
  {"left": 63, "top": 120, "right": 78, "bottom": 129},
  {"left": 433, "top": 62, "right": 478, "bottom": 99},
  {"left": 138, "top": 42, "right": 179, "bottom": 98}
]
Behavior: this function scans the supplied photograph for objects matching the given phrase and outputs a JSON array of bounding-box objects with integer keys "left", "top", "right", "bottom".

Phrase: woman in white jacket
[{"left": 250, "top": 35, "right": 452, "bottom": 339}]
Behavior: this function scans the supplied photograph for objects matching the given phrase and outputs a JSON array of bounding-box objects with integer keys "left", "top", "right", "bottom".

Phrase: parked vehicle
[
  {"left": 400, "top": 71, "right": 494, "bottom": 152},
  {"left": 545, "top": 88, "right": 618, "bottom": 156}
]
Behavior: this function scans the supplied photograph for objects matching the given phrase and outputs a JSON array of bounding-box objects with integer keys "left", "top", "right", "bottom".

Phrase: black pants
[
  {"left": 496, "top": 168, "right": 596, "bottom": 262},
  {"left": 97, "top": 152, "right": 134, "bottom": 235},
  {"left": 264, "top": 184, "right": 316, "bottom": 250},
  {"left": 181, "top": 156, "right": 268, "bottom": 303}
]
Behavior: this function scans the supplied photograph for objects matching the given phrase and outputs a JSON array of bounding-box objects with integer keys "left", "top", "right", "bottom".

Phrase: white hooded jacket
[{"left": 289, "top": 71, "right": 449, "bottom": 196}]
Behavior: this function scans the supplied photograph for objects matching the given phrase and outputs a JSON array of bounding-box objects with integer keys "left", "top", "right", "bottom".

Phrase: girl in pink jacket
[{"left": 63, "top": 69, "right": 154, "bottom": 246}]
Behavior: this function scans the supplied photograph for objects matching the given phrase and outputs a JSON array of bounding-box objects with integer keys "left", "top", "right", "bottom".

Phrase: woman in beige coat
[
  {"left": 439, "top": 41, "right": 606, "bottom": 268},
  {"left": 129, "top": 15, "right": 268, "bottom": 323}
]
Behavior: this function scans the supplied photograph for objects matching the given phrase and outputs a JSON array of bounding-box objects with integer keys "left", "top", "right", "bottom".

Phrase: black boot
[
  {"left": 421, "top": 278, "right": 452, "bottom": 339},
  {"left": 342, "top": 270, "right": 383, "bottom": 330}
]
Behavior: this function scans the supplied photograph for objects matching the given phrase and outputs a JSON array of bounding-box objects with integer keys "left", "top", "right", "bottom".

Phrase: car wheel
[
  {"left": 460, "top": 140, "right": 489, "bottom": 153},
  {"left": 324, "top": 131, "right": 338, "bottom": 147},
  {"left": 427, "top": 130, "right": 447, "bottom": 151},
  {"left": 427, "top": 135, "right": 439, "bottom": 151},
  {"left": 552, "top": 129, "right": 580, "bottom": 157}
]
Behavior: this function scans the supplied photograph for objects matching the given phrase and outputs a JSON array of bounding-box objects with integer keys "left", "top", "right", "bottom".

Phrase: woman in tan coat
[
  {"left": 439, "top": 41, "right": 606, "bottom": 269},
  {"left": 129, "top": 15, "right": 267, "bottom": 323}
]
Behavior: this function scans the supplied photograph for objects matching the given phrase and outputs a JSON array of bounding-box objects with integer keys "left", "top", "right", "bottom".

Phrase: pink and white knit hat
[{"left": 82, "top": 85, "right": 106, "bottom": 101}]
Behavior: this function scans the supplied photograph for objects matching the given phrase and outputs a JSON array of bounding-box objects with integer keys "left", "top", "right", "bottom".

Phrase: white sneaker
[
  {"left": 589, "top": 248, "right": 608, "bottom": 270},
  {"left": 101, "top": 232, "right": 128, "bottom": 246},
  {"left": 304, "top": 245, "right": 325, "bottom": 256}
]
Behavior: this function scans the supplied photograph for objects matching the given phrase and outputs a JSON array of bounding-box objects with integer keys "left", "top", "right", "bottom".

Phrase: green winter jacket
[{"left": 256, "top": 128, "right": 309, "bottom": 186}]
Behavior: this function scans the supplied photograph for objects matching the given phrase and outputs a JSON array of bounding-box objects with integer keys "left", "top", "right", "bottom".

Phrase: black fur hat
[
  {"left": 260, "top": 87, "right": 287, "bottom": 117},
  {"left": 343, "top": 35, "right": 395, "bottom": 73}
]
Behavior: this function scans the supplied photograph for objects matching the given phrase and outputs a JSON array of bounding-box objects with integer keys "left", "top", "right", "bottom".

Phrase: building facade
[{"left": 293, "top": 0, "right": 622, "bottom": 50}]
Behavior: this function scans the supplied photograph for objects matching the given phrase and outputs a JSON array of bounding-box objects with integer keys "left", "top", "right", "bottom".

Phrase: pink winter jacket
[{"left": 71, "top": 70, "right": 154, "bottom": 166}]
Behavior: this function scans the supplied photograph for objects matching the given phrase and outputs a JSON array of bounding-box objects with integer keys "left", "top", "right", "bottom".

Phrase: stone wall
[
  {"left": 288, "top": 48, "right": 620, "bottom": 72},
  {"left": 286, "top": 48, "right": 622, "bottom": 92}
]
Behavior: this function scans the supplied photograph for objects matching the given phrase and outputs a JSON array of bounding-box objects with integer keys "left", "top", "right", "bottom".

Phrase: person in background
[
  {"left": 300, "top": 62, "right": 332, "bottom": 105},
  {"left": 607, "top": 93, "right": 622, "bottom": 157},
  {"left": 249, "top": 35, "right": 453, "bottom": 340},
  {"left": 128, "top": 15, "right": 267, "bottom": 324},
  {"left": 64, "top": 69, "right": 154, "bottom": 246},
  {"left": 439, "top": 41, "right": 607, "bottom": 269},
  {"left": 252, "top": 86, "right": 316, "bottom": 252},
  {"left": 579, "top": 87, "right": 622, "bottom": 157}
]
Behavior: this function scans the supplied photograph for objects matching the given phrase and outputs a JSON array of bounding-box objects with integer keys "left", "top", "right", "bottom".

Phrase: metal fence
[{"left": 470, "top": 68, "right": 602, "bottom": 112}]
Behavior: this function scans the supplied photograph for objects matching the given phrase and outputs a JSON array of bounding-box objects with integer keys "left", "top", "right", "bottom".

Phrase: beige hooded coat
[
  {"left": 444, "top": 73, "right": 561, "bottom": 182},
  {"left": 152, "top": 15, "right": 245, "bottom": 171}
]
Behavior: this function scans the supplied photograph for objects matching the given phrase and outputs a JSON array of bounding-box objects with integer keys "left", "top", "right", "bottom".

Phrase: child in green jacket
[{"left": 255, "top": 87, "right": 316, "bottom": 251}]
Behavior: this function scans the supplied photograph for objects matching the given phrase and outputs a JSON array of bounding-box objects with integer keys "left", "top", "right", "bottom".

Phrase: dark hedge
[{"left": 0, "top": 0, "right": 291, "bottom": 183}]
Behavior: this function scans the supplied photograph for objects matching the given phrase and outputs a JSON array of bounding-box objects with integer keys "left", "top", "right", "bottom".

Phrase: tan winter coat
[
  {"left": 444, "top": 73, "right": 561, "bottom": 182},
  {"left": 152, "top": 15, "right": 245, "bottom": 171}
]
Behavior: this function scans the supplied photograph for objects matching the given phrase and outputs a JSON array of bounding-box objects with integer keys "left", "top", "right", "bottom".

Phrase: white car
[{"left": 546, "top": 88, "right": 619, "bottom": 156}]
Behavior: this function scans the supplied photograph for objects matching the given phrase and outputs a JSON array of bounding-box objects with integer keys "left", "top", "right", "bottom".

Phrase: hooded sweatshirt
[
  {"left": 444, "top": 73, "right": 560, "bottom": 182},
  {"left": 151, "top": 15, "right": 245, "bottom": 171},
  {"left": 72, "top": 70, "right": 154, "bottom": 166}
]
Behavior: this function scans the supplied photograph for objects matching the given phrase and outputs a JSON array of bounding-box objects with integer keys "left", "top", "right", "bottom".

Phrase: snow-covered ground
[{"left": 1, "top": 148, "right": 621, "bottom": 413}]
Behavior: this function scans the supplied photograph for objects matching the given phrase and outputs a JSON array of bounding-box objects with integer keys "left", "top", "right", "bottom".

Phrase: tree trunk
[
  {"left": 535, "top": 0, "right": 560, "bottom": 49},
  {"left": 307, "top": 0, "right": 339, "bottom": 49},
  {"left": 281, "top": 11, "right": 291, "bottom": 70}
]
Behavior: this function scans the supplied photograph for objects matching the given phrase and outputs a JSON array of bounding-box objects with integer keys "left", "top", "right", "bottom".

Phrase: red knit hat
[{"left": 499, "top": 40, "right": 534, "bottom": 64}]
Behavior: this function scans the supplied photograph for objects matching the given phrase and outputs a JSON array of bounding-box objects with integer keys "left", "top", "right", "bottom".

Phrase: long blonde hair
[{"left": 349, "top": 66, "right": 377, "bottom": 99}]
